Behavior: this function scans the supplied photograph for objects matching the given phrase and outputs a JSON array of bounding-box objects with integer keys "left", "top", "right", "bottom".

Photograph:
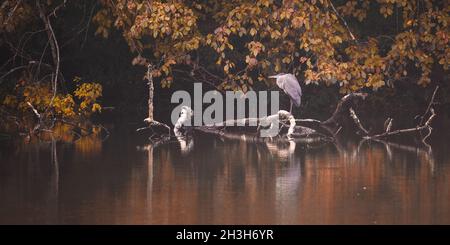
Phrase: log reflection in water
[
  {"left": 177, "top": 137, "right": 194, "bottom": 155},
  {"left": 0, "top": 128, "right": 449, "bottom": 224},
  {"left": 146, "top": 144, "right": 153, "bottom": 223},
  {"left": 46, "top": 137, "right": 60, "bottom": 223},
  {"left": 370, "top": 139, "right": 435, "bottom": 174}
]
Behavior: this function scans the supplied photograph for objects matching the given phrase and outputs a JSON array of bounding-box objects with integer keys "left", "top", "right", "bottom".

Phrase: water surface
[{"left": 0, "top": 126, "right": 449, "bottom": 224}]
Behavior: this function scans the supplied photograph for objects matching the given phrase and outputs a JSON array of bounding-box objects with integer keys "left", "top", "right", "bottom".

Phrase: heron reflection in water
[{"left": 174, "top": 106, "right": 194, "bottom": 154}]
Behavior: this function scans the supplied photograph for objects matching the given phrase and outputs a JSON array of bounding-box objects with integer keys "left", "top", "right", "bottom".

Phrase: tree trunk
[
  {"left": 36, "top": 0, "right": 60, "bottom": 114},
  {"left": 138, "top": 65, "right": 171, "bottom": 136},
  {"left": 148, "top": 73, "right": 154, "bottom": 122}
]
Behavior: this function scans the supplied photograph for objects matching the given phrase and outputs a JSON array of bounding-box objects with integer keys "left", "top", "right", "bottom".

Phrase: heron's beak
[{"left": 268, "top": 75, "right": 277, "bottom": 79}]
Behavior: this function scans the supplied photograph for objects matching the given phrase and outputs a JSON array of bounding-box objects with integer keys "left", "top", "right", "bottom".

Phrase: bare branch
[
  {"left": 136, "top": 63, "right": 172, "bottom": 136},
  {"left": 36, "top": 0, "right": 61, "bottom": 112},
  {"left": 383, "top": 118, "right": 393, "bottom": 133},
  {"left": 4, "top": 0, "right": 23, "bottom": 26},
  {"left": 365, "top": 108, "right": 436, "bottom": 141},
  {"left": 322, "top": 92, "right": 368, "bottom": 126},
  {"left": 349, "top": 107, "right": 369, "bottom": 135},
  {"left": 329, "top": 0, "right": 356, "bottom": 41},
  {"left": 296, "top": 118, "right": 322, "bottom": 124},
  {"left": 26, "top": 102, "right": 41, "bottom": 119},
  {"left": 0, "top": 65, "right": 28, "bottom": 83},
  {"left": 419, "top": 86, "right": 439, "bottom": 125}
]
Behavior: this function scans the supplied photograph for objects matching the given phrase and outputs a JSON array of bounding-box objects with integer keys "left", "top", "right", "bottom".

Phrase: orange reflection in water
[
  {"left": 122, "top": 138, "right": 450, "bottom": 224},
  {"left": 0, "top": 133, "right": 449, "bottom": 224}
]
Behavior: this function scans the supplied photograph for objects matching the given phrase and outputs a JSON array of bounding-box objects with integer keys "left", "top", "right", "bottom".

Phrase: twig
[
  {"left": 3, "top": 0, "right": 22, "bottom": 26},
  {"left": 346, "top": 88, "right": 437, "bottom": 146},
  {"left": 33, "top": 40, "right": 50, "bottom": 81},
  {"left": 333, "top": 126, "right": 342, "bottom": 137},
  {"left": 26, "top": 102, "right": 41, "bottom": 119},
  {"left": 45, "top": 12, "right": 60, "bottom": 111},
  {"left": 136, "top": 126, "right": 152, "bottom": 132},
  {"left": 71, "top": 129, "right": 82, "bottom": 141},
  {"left": 329, "top": 0, "right": 356, "bottom": 41},
  {"left": 349, "top": 107, "right": 369, "bottom": 135},
  {"left": 322, "top": 92, "right": 367, "bottom": 126},
  {"left": 140, "top": 119, "right": 172, "bottom": 136},
  {"left": 56, "top": 118, "right": 90, "bottom": 133},
  {"left": 97, "top": 124, "right": 110, "bottom": 141},
  {"left": 0, "top": 65, "right": 28, "bottom": 83},
  {"left": 383, "top": 118, "right": 393, "bottom": 133},
  {"left": 296, "top": 118, "right": 322, "bottom": 124},
  {"left": 366, "top": 108, "right": 436, "bottom": 140},
  {"left": 419, "top": 86, "right": 439, "bottom": 125},
  {"left": 422, "top": 125, "right": 432, "bottom": 147}
]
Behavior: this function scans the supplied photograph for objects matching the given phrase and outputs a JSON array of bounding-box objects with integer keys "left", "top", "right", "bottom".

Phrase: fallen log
[
  {"left": 348, "top": 86, "right": 439, "bottom": 147},
  {"left": 139, "top": 87, "right": 438, "bottom": 150}
]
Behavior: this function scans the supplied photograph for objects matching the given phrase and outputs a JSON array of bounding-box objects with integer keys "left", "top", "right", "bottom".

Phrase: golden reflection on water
[
  {"left": 0, "top": 132, "right": 449, "bottom": 224},
  {"left": 116, "top": 137, "right": 449, "bottom": 224},
  {"left": 144, "top": 137, "right": 449, "bottom": 224}
]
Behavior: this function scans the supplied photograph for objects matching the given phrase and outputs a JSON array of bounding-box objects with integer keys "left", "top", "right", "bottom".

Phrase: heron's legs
[{"left": 289, "top": 101, "right": 293, "bottom": 113}]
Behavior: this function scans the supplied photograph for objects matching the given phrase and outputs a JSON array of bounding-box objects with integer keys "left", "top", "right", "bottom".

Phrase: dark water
[{"left": 0, "top": 125, "right": 449, "bottom": 224}]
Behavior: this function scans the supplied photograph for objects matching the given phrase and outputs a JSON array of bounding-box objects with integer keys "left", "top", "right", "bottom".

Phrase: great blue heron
[{"left": 269, "top": 73, "right": 302, "bottom": 113}]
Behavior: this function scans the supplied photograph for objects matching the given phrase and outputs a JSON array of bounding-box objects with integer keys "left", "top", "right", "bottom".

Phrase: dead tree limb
[
  {"left": 36, "top": 0, "right": 63, "bottom": 113},
  {"left": 383, "top": 118, "right": 393, "bottom": 133},
  {"left": 349, "top": 107, "right": 369, "bottom": 135},
  {"left": 328, "top": 0, "right": 357, "bottom": 41},
  {"left": 0, "top": 65, "right": 28, "bottom": 83},
  {"left": 135, "top": 87, "right": 370, "bottom": 144},
  {"left": 348, "top": 86, "right": 439, "bottom": 146},
  {"left": 26, "top": 102, "right": 41, "bottom": 119},
  {"left": 137, "top": 63, "right": 171, "bottom": 136},
  {"left": 3, "top": 0, "right": 23, "bottom": 26},
  {"left": 365, "top": 108, "right": 436, "bottom": 139},
  {"left": 193, "top": 110, "right": 331, "bottom": 143},
  {"left": 136, "top": 83, "right": 437, "bottom": 149},
  {"left": 321, "top": 92, "right": 368, "bottom": 126},
  {"left": 419, "top": 85, "right": 439, "bottom": 125}
]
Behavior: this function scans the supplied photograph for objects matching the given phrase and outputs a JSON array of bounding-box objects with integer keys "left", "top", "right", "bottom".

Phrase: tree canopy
[
  {"left": 93, "top": 0, "right": 448, "bottom": 93},
  {"left": 0, "top": 0, "right": 448, "bottom": 123}
]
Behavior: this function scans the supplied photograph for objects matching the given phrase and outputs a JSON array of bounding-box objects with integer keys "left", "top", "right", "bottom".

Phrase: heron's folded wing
[{"left": 282, "top": 76, "right": 302, "bottom": 107}]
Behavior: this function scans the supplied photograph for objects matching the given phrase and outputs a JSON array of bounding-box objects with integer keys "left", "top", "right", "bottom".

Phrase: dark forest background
[{"left": 0, "top": 1, "right": 448, "bottom": 131}]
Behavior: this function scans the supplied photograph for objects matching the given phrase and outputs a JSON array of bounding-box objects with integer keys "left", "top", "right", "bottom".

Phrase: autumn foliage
[
  {"left": 94, "top": 0, "right": 448, "bottom": 93},
  {"left": 2, "top": 76, "right": 102, "bottom": 119},
  {"left": 0, "top": 0, "right": 448, "bottom": 125},
  {"left": 1, "top": 1, "right": 103, "bottom": 122}
]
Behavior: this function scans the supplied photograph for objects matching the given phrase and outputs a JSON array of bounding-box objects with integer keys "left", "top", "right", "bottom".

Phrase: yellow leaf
[
  {"left": 224, "top": 64, "right": 229, "bottom": 73},
  {"left": 92, "top": 103, "right": 102, "bottom": 112}
]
